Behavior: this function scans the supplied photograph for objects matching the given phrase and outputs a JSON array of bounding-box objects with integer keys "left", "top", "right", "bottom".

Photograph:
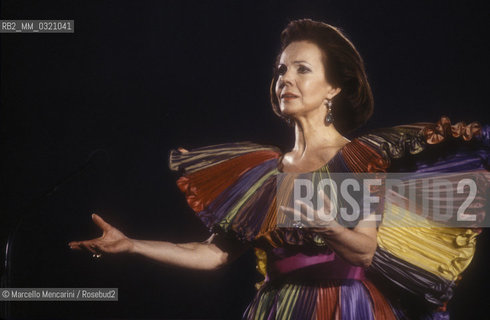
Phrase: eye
[
  {"left": 276, "top": 64, "right": 287, "bottom": 76},
  {"left": 297, "top": 65, "right": 311, "bottom": 74}
]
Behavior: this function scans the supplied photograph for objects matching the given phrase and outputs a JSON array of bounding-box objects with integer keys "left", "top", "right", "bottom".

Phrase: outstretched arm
[
  {"left": 70, "top": 147, "right": 248, "bottom": 270},
  {"left": 129, "top": 234, "right": 242, "bottom": 270},
  {"left": 69, "top": 214, "right": 247, "bottom": 270}
]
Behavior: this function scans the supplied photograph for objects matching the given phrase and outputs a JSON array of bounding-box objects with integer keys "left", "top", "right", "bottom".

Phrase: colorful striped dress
[{"left": 169, "top": 117, "right": 490, "bottom": 319}]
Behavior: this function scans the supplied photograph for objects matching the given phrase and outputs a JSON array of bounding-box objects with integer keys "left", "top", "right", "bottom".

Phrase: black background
[{"left": 1, "top": 0, "right": 489, "bottom": 319}]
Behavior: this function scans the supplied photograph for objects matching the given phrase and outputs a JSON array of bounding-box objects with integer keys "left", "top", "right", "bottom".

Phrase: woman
[{"left": 69, "top": 19, "right": 489, "bottom": 319}]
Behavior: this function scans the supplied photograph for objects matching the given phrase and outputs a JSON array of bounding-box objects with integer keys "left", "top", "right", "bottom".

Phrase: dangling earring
[
  {"left": 325, "top": 99, "right": 333, "bottom": 125},
  {"left": 286, "top": 117, "right": 293, "bottom": 126},
  {"left": 282, "top": 115, "right": 293, "bottom": 126}
]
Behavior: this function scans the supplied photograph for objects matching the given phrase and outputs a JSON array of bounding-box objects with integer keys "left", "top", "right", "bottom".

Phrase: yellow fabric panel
[{"left": 377, "top": 203, "right": 478, "bottom": 281}]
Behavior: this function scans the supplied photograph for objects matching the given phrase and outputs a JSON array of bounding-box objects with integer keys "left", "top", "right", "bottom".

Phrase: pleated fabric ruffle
[
  {"left": 360, "top": 117, "right": 490, "bottom": 307},
  {"left": 169, "top": 117, "right": 490, "bottom": 312},
  {"left": 242, "top": 279, "right": 397, "bottom": 320},
  {"left": 170, "top": 141, "right": 335, "bottom": 247}
]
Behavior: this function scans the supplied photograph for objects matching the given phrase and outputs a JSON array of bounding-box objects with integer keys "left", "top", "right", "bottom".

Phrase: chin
[
  {"left": 280, "top": 105, "right": 316, "bottom": 119},
  {"left": 280, "top": 103, "right": 303, "bottom": 116}
]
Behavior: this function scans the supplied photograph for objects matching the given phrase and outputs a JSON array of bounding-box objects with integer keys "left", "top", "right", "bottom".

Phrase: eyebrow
[
  {"left": 293, "top": 60, "right": 311, "bottom": 65},
  {"left": 278, "top": 60, "right": 312, "bottom": 66}
]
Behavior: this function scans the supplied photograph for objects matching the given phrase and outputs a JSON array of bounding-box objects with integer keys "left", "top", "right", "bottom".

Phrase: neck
[{"left": 291, "top": 109, "right": 346, "bottom": 157}]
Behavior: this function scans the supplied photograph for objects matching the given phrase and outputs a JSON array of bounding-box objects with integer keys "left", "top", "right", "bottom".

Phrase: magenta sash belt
[{"left": 266, "top": 247, "right": 365, "bottom": 282}]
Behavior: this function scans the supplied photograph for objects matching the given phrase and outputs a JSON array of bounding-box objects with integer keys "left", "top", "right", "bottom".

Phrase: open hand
[{"left": 68, "top": 214, "right": 134, "bottom": 256}]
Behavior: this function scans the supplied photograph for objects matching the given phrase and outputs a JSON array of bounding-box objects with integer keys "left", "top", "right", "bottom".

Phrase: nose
[{"left": 277, "top": 68, "right": 293, "bottom": 89}]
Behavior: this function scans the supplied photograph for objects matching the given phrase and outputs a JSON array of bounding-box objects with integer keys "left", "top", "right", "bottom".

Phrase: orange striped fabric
[
  {"left": 315, "top": 282, "right": 341, "bottom": 319},
  {"left": 176, "top": 150, "right": 279, "bottom": 212},
  {"left": 341, "top": 139, "right": 388, "bottom": 173},
  {"left": 362, "top": 279, "right": 397, "bottom": 320}
]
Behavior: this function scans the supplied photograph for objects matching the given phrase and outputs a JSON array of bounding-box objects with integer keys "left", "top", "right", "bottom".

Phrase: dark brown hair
[{"left": 271, "top": 19, "right": 374, "bottom": 134}]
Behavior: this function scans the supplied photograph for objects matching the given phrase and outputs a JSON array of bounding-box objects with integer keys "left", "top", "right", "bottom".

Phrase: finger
[
  {"left": 68, "top": 241, "right": 83, "bottom": 250},
  {"left": 279, "top": 205, "right": 296, "bottom": 216},
  {"left": 90, "top": 242, "right": 106, "bottom": 254},
  {"left": 294, "top": 200, "right": 316, "bottom": 218},
  {"left": 295, "top": 199, "right": 335, "bottom": 227},
  {"left": 178, "top": 147, "right": 189, "bottom": 153},
  {"left": 280, "top": 205, "right": 300, "bottom": 220},
  {"left": 281, "top": 204, "right": 310, "bottom": 226},
  {"left": 92, "top": 214, "right": 112, "bottom": 232},
  {"left": 79, "top": 241, "right": 97, "bottom": 254}
]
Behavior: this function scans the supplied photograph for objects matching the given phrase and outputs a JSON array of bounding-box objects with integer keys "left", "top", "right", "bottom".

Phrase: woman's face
[{"left": 275, "top": 41, "right": 340, "bottom": 118}]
